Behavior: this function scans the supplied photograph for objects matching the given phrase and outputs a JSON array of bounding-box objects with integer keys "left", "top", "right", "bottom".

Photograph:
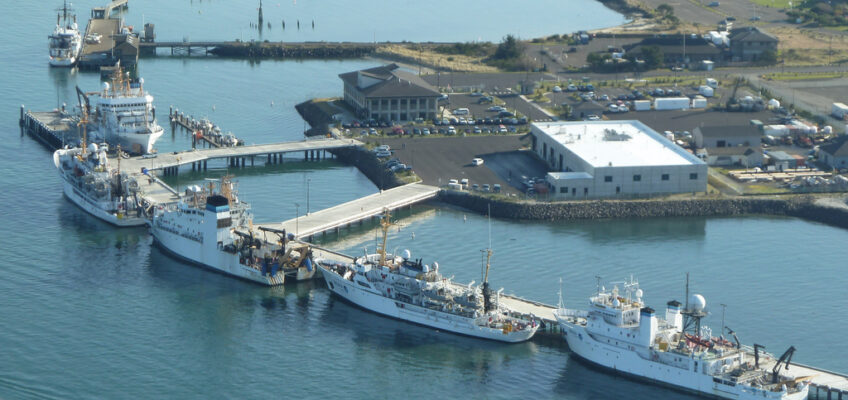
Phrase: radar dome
[
  {"left": 139, "top": 77, "right": 145, "bottom": 85},
  {"left": 613, "top": 298, "right": 621, "bottom": 307},
  {"left": 88, "top": 143, "right": 98, "bottom": 153},
  {"left": 690, "top": 294, "right": 706, "bottom": 312},
  {"left": 402, "top": 249, "right": 411, "bottom": 260},
  {"left": 432, "top": 262, "right": 439, "bottom": 272},
  {"left": 102, "top": 82, "right": 110, "bottom": 92},
  {"left": 635, "top": 289, "right": 644, "bottom": 299}
]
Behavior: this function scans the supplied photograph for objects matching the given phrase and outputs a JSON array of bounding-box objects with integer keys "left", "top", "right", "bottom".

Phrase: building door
[{"left": 559, "top": 154, "right": 563, "bottom": 171}]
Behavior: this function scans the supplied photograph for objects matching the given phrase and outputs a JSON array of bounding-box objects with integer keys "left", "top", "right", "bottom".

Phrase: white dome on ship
[
  {"left": 88, "top": 143, "right": 98, "bottom": 153},
  {"left": 690, "top": 294, "right": 706, "bottom": 312},
  {"left": 613, "top": 298, "right": 621, "bottom": 307},
  {"left": 102, "top": 82, "right": 110, "bottom": 92},
  {"left": 402, "top": 249, "right": 411, "bottom": 260},
  {"left": 432, "top": 262, "right": 439, "bottom": 272},
  {"left": 635, "top": 289, "right": 643, "bottom": 298},
  {"left": 139, "top": 77, "right": 144, "bottom": 85}
]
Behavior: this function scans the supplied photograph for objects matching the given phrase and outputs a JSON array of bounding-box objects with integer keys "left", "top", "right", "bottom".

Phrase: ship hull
[
  {"left": 49, "top": 56, "right": 76, "bottom": 67},
  {"left": 104, "top": 128, "right": 164, "bottom": 155},
  {"left": 150, "top": 224, "right": 285, "bottom": 286},
  {"left": 557, "top": 321, "right": 807, "bottom": 400},
  {"left": 320, "top": 264, "right": 536, "bottom": 343}
]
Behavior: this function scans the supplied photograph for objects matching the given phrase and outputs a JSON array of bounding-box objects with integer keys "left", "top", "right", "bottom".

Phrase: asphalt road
[{"left": 373, "top": 135, "right": 541, "bottom": 194}]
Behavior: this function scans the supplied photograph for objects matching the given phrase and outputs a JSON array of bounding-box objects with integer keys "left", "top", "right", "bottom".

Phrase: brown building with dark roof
[
  {"left": 819, "top": 136, "right": 848, "bottom": 170},
  {"left": 339, "top": 64, "right": 441, "bottom": 122},
  {"left": 625, "top": 35, "right": 723, "bottom": 65},
  {"left": 729, "top": 27, "right": 778, "bottom": 62}
]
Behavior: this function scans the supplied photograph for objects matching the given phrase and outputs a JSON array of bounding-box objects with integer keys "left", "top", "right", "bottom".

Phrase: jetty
[
  {"left": 78, "top": 0, "right": 137, "bottom": 70},
  {"left": 19, "top": 109, "right": 78, "bottom": 149},
  {"left": 138, "top": 40, "right": 375, "bottom": 59}
]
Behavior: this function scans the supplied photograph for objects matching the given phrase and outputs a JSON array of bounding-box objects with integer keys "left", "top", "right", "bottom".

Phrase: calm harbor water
[{"left": 1, "top": 1, "right": 845, "bottom": 399}]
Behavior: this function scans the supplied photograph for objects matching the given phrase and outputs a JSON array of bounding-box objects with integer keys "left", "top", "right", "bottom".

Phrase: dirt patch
[{"left": 375, "top": 44, "right": 500, "bottom": 73}]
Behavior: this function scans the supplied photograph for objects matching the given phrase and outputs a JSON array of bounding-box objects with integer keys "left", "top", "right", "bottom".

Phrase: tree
[
  {"left": 641, "top": 45, "right": 664, "bottom": 69},
  {"left": 657, "top": 3, "right": 674, "bottom": 17},
  {"left": 758, "top": 49, "right": 778, "bottom": 65},
  {"left": 494, "top": 34, "right": 523, "bottom": 60}
]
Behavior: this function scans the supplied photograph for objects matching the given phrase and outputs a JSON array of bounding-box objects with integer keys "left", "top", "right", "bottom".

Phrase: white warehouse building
[{"left": 529, "top": 121, "right": 707, "bottom": 199}]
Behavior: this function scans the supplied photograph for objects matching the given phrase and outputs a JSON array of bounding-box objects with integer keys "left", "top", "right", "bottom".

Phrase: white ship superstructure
[
  {"left": 53, "top": 143, "right": 145, "bottom": 227},
  {"left": 94, "top": 68, "right": 164, "bottom": 154},
  {"left": 318, "top": 212, "right": 539, "bottom": 343},
  {"left": 48, "top": 1, "right": 82, "bottom": 67},
  {"left": 554, "top": 278, "right": 810, "bottom": 399},
  {"left": 150, "top": 177, "right": 316, "bottom": 285}
]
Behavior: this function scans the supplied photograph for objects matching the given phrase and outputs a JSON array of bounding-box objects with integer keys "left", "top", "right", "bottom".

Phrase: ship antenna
[
  {"left": 377, "top": 208, "right": 391, "bottom": 267},
  {"left": 557, "top": 278, "right": 564, "bottom": 309},
  {"left": 78, "top": 104, "right": 89, "bottom": 157},
  {"left": 481, "top": 204, "right": 494, "bottom": 313},
  {"left": 595, "top": 275, "right": 602, "bottom": 296}
]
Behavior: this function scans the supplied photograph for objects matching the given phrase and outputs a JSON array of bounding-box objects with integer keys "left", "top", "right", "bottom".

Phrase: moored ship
[
  {"left": 150, "top": 177, "right": 316, "bottom": 285},
  {"left": 554, "top": 277, "right": 810, "bottom": 399},
  {"left": 48, "top": 1, "right": 82, "bottom": 67},
  {"left": 53, "top": 122, "right": 146, "bottom": 227},
  {"left": 318, "top": 211, "right": 539, "bottom": 343},
  {"left": 92, "top": 68, "right": 164, "bottom": 154}
]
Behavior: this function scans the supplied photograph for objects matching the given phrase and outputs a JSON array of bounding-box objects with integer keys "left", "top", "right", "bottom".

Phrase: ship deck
[{"left": 759, "top": 359, "right": 848, "bottom": 398}]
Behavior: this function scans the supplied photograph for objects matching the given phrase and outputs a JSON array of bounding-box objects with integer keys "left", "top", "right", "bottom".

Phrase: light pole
[
  {"left": 306, "top": 178, "right": 311, "bottom": 215},
  {"left": 295, "top": 203, "right": 300, "bottom": 238}
]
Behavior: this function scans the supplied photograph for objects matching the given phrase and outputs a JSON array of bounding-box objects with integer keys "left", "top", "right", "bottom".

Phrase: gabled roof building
[{"left": 339, "top": 64, "right": 441, "bottom": 122}]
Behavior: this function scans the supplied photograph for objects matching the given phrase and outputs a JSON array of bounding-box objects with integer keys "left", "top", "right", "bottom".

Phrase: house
[
  {"left": 767, "top": 150, "right": 799, "bottom": 170},
  {"left": 530, "top": 121, "right": 707, "bottom": 199},
  {"left": 625, "top": 35, "right": 723, "bottom": 65},
  {"left": 729, "top": 27, "right": 778, "bottom": 62},
  {"left": 819, "top": 135, "right": 848, "bottom": 170},
  {"left": 693, "top": 125, "right": 761, "bottom": 148},
  {"left": 704, "top": 146, "right": 763, "bottom": 167},
  {"left": 338, "top": 64, "right": 441, "bottom": 122}
]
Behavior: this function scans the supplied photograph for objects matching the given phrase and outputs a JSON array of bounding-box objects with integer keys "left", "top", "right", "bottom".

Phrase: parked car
[
  {"left": 482, "top": 184, "right": 491, "bottom": 192},
  {"left": 566, "top": 84, "right": 578, "bottom": 92},
  {"left": 493, "top": 184, "right": 501, "bottom": 193},
  {"left": 472, "top": 158, "right": 484, "bottom": 166},
  {"left": 422, "top": 128, "right": 431, "bottom": 135},
  {"left": 552, "top": 85, "right": 562, "bottom": 93},
  {"left": 586, "top": 114, "right": 601, "bottom": 121},
  {"left": 369, "top": 128, "right": 378, "bottom": 135},
  {"left": 375, "top": 150, "right": 391, "bottom": 158}
]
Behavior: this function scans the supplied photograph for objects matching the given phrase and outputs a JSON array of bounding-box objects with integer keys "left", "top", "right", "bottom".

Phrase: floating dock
[{"left": 247, "top": 183, "right": 440, "bottom": 240}]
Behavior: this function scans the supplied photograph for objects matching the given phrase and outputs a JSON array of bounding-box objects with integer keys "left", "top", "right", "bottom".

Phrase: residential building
[
  {"left": 704, "top": 146, "right": 763, "bottom": 167},
  {"left": 729, "top": 27, "right": 778, "bottom": 62},
  {"left": 339, "top": 64, "right": 441, "bottom": 122},
  {"left": 819, "top": 136, "right": 848, "bottom": 170},
  {"left": 625, "top": 35, "right": 723, "bottom": 65},
  {"left": 529, "top": 121, "right": 707, "bottom": 199},
  {"left": 693, "top": 125, "right": 761, "bottom": 148}
]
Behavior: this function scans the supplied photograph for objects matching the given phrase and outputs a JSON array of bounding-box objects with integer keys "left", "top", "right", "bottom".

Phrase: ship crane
[{"left": 772, "top": 346, "right": 797, "bottom": 383}]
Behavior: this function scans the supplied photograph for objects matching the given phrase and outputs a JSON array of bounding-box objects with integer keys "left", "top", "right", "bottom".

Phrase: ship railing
[{"left": 554, "top": 308, "right": 588, "bottom": 318}]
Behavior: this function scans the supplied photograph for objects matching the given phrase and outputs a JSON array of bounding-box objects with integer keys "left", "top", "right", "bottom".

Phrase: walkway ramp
[
  {"left": 121, "top": 138, "right": 361, "bottom": 172},
  {"left": 251, "top": 183, "right": 440, "bottom": 239}
]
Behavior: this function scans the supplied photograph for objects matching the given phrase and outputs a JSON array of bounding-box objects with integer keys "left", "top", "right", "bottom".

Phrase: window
[
  {"left": 662, "top": 174, "right": 670, "bottom": 181},
  {"left": 616, "top": 186, "right": 621, "bottom": 194},
  {"left": 633, "top": 174, "right": 641, "bottom": 182},
  {"left": 400, "top": 99, "right": 407, "bottom": 107},
  {"left": 409, "top": 99, "right": 417, "bottom": 108},
  {"left": 560, "top": 187, "right": 567, "bottom": 193},
  {"left": 583, "top": 188, "right": 589, "bottom": 195},
  {"left": 572, "top": 188, "right": 576, "bottom": 196},
  {"left": 604, "top": 176, "right": 613, "bottom": 182},
  {"left": 690, "top": 173, "right": 698, "bottom": 180}
]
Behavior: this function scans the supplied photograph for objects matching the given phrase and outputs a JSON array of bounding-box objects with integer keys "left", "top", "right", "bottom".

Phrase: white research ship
[
  {"left": 48, "top": 1, "right": 82, "bottom": 67},
  {"left": 92, "top": 68, "right": 164, "bottom": 154},
  {"left": 150, "top": 177, "right": 317, "bottom": 285},
  {"left": 53, "top": 117, "right": 146, "bottom": 227},
  {"left": 318, "top": 211, "right": 539, "bottom": 343},
  {"left": 554, "top": 277, "right": 810, "bottom": 400}
]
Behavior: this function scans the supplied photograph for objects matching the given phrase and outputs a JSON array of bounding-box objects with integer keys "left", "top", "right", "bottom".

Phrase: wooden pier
[
  {"left": 19, "top": 108, "right": 80, "bottom": 150},
  {"left": 138, "top": 40, "right": 375, "bottom": 59}
]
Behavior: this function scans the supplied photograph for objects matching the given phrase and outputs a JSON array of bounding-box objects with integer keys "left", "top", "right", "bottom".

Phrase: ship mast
[
  {"left": 481, "top": 204, "right": 495, "bottom": 313},
  {"left": 377, "top": 208, "right": 391, "bottom": 267},
  {"left": 78, "top": 104, "right": 89, "bottom": 157}
]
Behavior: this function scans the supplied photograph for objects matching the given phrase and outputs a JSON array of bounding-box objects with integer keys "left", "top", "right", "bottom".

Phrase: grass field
[
  {"left": 763, "top": 71, "right": 848, "bottom": 81},
  {"left": 750, "top": 0, "right": 793, "bottom": 8}
]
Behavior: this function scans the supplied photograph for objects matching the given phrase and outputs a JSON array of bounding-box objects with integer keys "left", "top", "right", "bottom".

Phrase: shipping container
[
  {"left": 832, "top": 102, "right": 848, "bottom": 119},
  {"left": 633, "top": 100, "right": 651, "bottom": 111},
  {"left": 654, "top": 97, "right": 691, "bottom": 111},
  {"left": 692, "top": 96, "right": 708, "bottom": 109},
  {"left": 705, "top": 78, "right": 718, "bottom": 88},
  {"left": 763, "top": 124, "right": 790, "bottom": 136},
  {"left": 698, "top": 85, "right": 714, "bottom": 97}
]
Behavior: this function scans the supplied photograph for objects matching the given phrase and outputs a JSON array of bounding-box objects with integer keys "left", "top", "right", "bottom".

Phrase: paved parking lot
[
  {"left": 372, "top": 135, "right": 546, "bottom": 195},
  {"left": 604, "top": 109, "right": 778, "bottom": 133}
]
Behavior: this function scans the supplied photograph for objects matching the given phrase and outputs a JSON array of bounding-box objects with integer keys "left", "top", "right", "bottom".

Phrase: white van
[{"left": 453, "top": 108, "right": 470, "bottom": 115}]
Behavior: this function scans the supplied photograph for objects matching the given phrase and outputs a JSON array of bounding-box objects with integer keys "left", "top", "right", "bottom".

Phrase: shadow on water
[
  {"left": 319, "top": 295, "right": 539, "bottom": 368},
  {"left": 158, "top": 159, "right": 349, "bottom": 186},
  {"left": 553, "top": 352, "right": 703, "bottom": 400},
  {"left": 545, "top": 215, "right": 708, "bottom": 244}
]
